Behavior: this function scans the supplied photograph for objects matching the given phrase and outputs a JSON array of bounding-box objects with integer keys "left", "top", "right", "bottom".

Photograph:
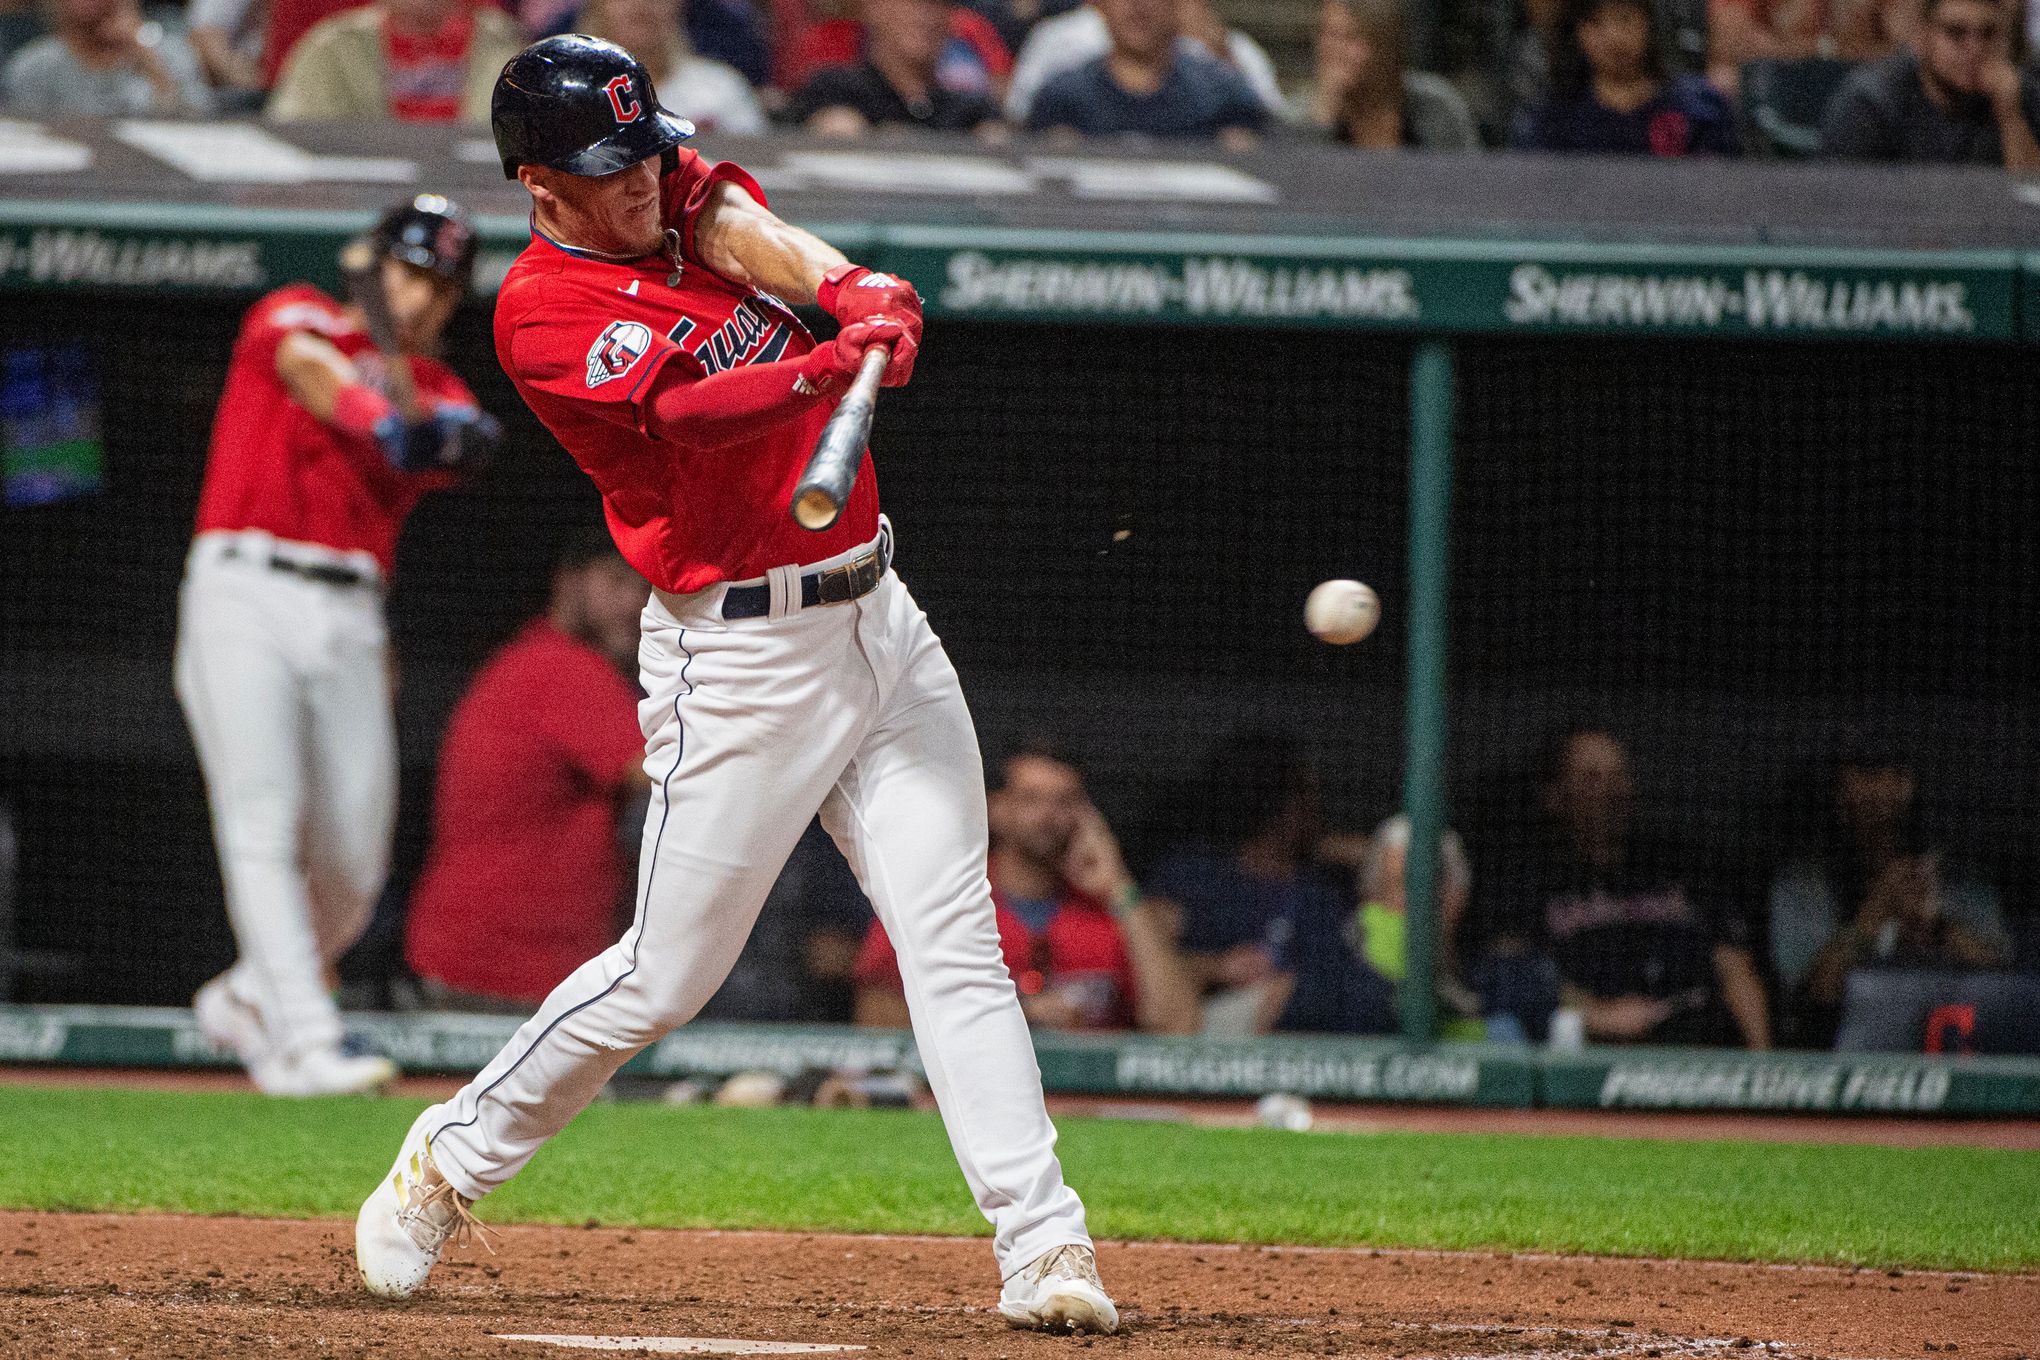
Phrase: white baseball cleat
[
  {"left": 356, "top": 1108, "right": 493, "bottom": 1298},
  {"left": 998, "top": 1243, "right": 1120, "bottom": 1334},
  {"left": 193, "top": 973, "right": 293, "bottom": 1093},
  {"left": 276, "top": 1044, "right": 398, "bottom": 1097}
]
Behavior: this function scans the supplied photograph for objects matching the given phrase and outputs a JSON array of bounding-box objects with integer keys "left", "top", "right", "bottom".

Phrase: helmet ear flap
[{"left": 661, "top": 147, "right": 679, "bottom": 176}]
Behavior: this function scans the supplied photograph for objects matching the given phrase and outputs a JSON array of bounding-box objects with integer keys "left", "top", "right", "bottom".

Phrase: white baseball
[{"left": 1304, "top": 579, "right": 1380, "bottom": 645}]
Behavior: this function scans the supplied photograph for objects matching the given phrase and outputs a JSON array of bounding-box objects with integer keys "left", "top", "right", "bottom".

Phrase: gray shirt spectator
[
  {"left": 1029, "top": 49, "right": 1267, "bottom": 139},
  {"left": 3, "top": 0, "right": 212, "bottom": 115}
]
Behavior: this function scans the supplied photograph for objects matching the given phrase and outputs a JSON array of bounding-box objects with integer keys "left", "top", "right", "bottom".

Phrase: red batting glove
[
  {"left": 798, "top": 318, "right": 905, "bottom": 395},
  {"left": 817, "top": 263, "right": 921, "bottom": 387}
]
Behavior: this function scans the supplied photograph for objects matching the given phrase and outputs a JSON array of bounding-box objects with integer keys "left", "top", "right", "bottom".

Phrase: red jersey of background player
[
  {"left": 855, "top": 882, "right": 1138, "bottom": 1030},
  {"left": 195, "top": 284, "right": 471, "bottom": 576},
  {"left": 492, "top": 149, "right": 880, "bottom": 596}
]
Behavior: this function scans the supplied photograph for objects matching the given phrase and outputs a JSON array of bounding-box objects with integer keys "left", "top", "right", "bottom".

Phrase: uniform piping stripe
[{"left": 430, "top": 628, "right": 693, "bottom": 1151}]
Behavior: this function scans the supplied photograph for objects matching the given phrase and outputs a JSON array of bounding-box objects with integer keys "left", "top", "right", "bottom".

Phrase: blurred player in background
[{"left": 177, "top": 195, "right": 498, "bottom": 1096}]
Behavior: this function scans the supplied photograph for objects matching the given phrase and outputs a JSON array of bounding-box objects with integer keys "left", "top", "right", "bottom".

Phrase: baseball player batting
[
  {"left": 177, "top": 196, "right": 499, "bottom": 1096},
  {"left": 353, "top": 36, "right": 1118, "bottom": 1335}
]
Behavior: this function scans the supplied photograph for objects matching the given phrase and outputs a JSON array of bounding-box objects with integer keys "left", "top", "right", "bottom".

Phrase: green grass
[{"left": 1, "top": 1086, "right": 2034, "bottom": 1271}]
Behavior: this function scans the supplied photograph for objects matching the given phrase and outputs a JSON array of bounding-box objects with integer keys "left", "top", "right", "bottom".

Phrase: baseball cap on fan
[{"left": 492, "top": 34, "right": 696, "bottom": 180}]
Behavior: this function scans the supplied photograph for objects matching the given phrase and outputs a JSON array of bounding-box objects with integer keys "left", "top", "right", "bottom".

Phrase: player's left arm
[{"left": 691, "top": 180, "right": 922, "bottom": 387}]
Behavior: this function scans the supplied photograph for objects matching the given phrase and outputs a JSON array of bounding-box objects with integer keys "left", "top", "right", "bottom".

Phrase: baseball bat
[
  {"left": 791, "top": 344, "right": 889, "bottom": 532},
  {"left": 339, "top": 238, "right": 423, "bottom": 422}
]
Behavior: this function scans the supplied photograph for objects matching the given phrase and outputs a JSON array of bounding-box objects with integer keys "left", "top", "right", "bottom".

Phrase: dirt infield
[{"left": 2, "top": 1212, "right": 2033, "bottom": 1360}]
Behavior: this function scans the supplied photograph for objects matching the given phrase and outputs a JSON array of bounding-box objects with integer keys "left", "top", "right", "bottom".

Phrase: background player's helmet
[
  {"left": 491, "top": 35, "right": 696, "bottom": 180},
  {"left": 368, "top": 194, "right": 479, "bottom": 292}
]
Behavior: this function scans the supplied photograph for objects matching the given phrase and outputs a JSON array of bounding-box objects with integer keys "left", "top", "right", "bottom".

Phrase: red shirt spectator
[
  {"left": 779, "top": 3, "right": 1009, "bottom": 94},
  {"left": 851, "top": 741, "right": 1200, "bottom": 1033},
  {"left": 263, "top": 0, "right": 361, "bottom": 86},
  {"left": 854, "top": 882, "right": 1137, "bottom": 1029},
  {"left": 406, "top": 535, "right": 650, "bottom": 1005}
]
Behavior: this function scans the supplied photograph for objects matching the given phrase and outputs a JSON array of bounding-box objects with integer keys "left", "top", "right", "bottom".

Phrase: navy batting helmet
[
  {"left": 368, "top": 194, "right": 478, "bottom": 291},
  {"left": 492, "top": 35, "right": 696, "bottom": 180}
]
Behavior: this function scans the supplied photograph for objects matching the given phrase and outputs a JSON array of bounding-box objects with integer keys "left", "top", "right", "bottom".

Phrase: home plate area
[{"left": 2, "top": 1214, "right": 2032, "bottom": 1360}]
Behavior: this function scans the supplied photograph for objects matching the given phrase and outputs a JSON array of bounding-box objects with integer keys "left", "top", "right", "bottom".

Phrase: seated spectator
[
  {"left": 1301, "top": 0, "right": 1481, "bottom": 149},
  {"left": 189, "top": 0, "right": 271, "bottom": 108},
  {"left": 1818, "top": 0, "right": 2040, "bottom": 166},
  {"left": 1259, "top": 814, "right": 1478, "bottom": 1037},
  {"left": 1708, "top": 0, "right": 1903, "bottom": 96},
  {"left": 1770, "top": 744, "right": 2009, "bottom": 1047},
  {"left": 854, "top": 740, "right": 1198, "bottom": 1033},
  {"left": 782, "top": 0, "right": 1011, "bottom": 100},
  {"left": 584, "top": 0, "right": 766, "bottom": 132},
  {"left": 258, "top": 0, "right": 357, "bottom": 90},
  {"left": 684, "top": 0, "right": 770, "bottom": 87},
  {"left": 1482, "top": 727, "right": 1770, "bottom": 1047},
  {"left": 1512, "top": 0, "right": 1740, "bottom": 154},
  {"left": 2, "top": 0, "right": 213, "bottom": 115},
  {"left": 404, "top": 532, "right": 650, "bottom": 1011},
  {"left": 1025, "top": 0, "right": 1268, "bottom": 145},
  {"left": 1006, "top": 0, "right": 1283, "bottom": 123},
  {"left": 267, "top": 0, "right": 524, "bottom": 123},
  {"left": 1144, "top": 730, "right": 1352, "bottom": 1034},
  {"left": 786, "top": 0, "right": 1001, "bottom": 134}
]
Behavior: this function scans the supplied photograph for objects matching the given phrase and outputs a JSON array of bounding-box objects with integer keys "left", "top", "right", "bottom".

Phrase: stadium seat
[{"left": 1740, "top": 58, "right": 1857, "bottom": 158}]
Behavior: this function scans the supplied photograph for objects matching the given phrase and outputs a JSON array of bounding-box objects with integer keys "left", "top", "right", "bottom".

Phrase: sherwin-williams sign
[
  {"left": 885, "top": 231, "right": 2018, "bottom": 342},
  {"left": 0, "top": 203, "right": 2021, "bottom": 342}
]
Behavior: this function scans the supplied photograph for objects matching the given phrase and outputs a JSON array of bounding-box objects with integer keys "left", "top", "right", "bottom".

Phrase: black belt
[
  {"left": 221, "top": 543, "right": 371, "bottom": 589},
  {"left": 721, "top": 530, "right": 891, "bottom": 621}
]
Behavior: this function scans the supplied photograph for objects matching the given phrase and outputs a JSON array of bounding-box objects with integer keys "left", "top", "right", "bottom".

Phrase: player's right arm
[
  {"left": 505, "top": 296, "right": 898, "bottom": 455},
  {"left": 274, "top": 329, "right": 363, "bottom": 425},
  {"left": 273, "top": 324, "right": 497, "bottom": 476}
]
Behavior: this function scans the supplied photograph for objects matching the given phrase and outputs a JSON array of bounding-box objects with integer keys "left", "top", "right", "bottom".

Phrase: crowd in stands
[
  {"left": 382, "top": 536, "right": 2034, "bottom": 1055},
  {"left": 2, "top": 0, "right": 2038, "bottom": 165}
]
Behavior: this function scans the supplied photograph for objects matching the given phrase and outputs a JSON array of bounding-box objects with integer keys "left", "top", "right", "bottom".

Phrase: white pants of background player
[
  {"left": 173, "top": 530, "right": 395, "bottom": 1062},
  {"left": 424, "top": 528, "right": 1092, "bottom": 1279}
]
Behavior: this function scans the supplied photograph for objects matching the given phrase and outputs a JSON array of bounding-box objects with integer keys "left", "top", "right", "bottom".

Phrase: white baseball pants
[
  {"left": 425, "top": 532, "right": 1092, "bottom": 1278},
  {"left": 173, "top": 530, "right": 396, "bottom": 1059}
]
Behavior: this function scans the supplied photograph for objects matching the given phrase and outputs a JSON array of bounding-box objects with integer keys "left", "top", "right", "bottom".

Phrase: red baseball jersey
[
  {"left": 855, "top": 878, "right": 1138, "bottom": 1030},
  {"left": 492, "top": 150, "right": 880, "bottom": 596},
  {"left": 405, "top": 619, "right": 646, "bottom": 1004},
  {"left": 195, "top": 283, "right": 470, "bottom": 576}
]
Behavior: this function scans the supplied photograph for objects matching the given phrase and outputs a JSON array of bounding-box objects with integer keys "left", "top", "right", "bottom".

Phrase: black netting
[
  {"left": 1450, "top": 338, "right": 2040, "bottom": 1045},
  {"left": 0, "top": 296, "right": 1411, "bottom": 1005},
  {"left": 4, "top": 293, "right": 2034, "bottom": 1040}
]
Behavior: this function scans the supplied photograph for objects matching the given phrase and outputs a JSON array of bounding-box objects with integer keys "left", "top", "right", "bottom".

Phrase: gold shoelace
[{"left": 410, "top": 1175, "right": 500, "bottom": 1255}]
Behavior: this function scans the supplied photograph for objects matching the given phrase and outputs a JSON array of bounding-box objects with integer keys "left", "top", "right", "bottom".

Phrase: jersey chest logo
[
  {"left": 586, "top": 320, "right": 654, "bottom": 387},
  {"left": 666, "top": 298, "right": 793, "bottom": 376}
]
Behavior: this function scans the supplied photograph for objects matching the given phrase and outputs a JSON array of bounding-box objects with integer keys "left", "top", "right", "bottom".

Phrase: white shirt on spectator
[
  {"left": 1004, "top": 4, "right": 1285, "bottom": 123},
  {"left": 665, "top": 51, "right": 766, "bottom": 135}
]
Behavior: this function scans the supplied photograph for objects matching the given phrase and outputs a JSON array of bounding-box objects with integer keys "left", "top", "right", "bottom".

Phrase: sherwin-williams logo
[
  {"left": 1504, "top": 263, "right": 1976, "bottom": 334},
  {"left": 941, "top": 251, "right": 1419, "bottom": 322},
  {"left": 0, "top": 230, "right": 265, "bottom": 288}
]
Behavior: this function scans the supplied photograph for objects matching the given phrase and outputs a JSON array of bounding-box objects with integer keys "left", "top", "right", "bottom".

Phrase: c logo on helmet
[{"left": 603, "top": 74, "right": 640, "bottom": 123}]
